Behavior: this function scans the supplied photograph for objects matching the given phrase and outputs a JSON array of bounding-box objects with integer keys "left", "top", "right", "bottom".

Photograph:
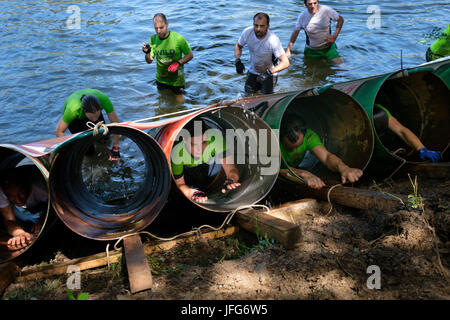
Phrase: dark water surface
[{"left": 0, "top": 0, "right": 448, "bottom": 145}]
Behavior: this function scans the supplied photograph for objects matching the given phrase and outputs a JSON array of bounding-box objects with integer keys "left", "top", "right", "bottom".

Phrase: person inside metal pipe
[
  {"left": 171, "top": 119, "right": 241, "bottom": 203},
  {"left": 373, "top": 104, "right": 442, "bottom": 162},
  {"left": 55, "top": 88, "right": 121, "bottom": 162},
  {"left": 279, "top": 117, "right": 363, "bottom": 189},
  {"left": 0, "top": 166, "right": 47, "bottom": 251},
  {"left": 142, "top": 13, "right": 194, "bottom": 103},
  {"left": 234, "top": 12, "right": 290, "bottom": 95},
  {"left": 285, "top": 0, "right": 344, "bottom": 64}
]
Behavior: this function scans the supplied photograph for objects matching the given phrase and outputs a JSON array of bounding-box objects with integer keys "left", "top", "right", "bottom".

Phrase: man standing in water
[
  {"left": 55, "top": 88, "right": 121, "bottom": 162},
  {"left": 142, "top": 13, "right": 194, "bottom": 103},
  {"left": 234, "top": 12, "right": 290, "bottom": 95},
  {"left": 285, "top": 0, "right": 344, "bottom": 64}
]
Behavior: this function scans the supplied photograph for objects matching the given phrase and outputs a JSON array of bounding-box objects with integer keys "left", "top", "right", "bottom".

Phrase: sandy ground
[{"left": 1, "top": 173, "right": 449, "bottom": 301}]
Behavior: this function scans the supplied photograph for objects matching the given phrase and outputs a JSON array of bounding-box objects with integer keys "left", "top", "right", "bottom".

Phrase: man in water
[
  {"left": 0, "top": 166, "right": 48, "bottom": 251},
  {"left": 279, "top": 116, "right": 362, "bottom": 189},
  {"left": 373, "top": 104, "right": 441, "bottom": 162},
  {"left": 142, "top": 13, "right": 194, "bottom": 103},
  {"left": 234, "top": 12, "right": 290, "bottom": 95},
  {"left": 426, "top": 24, "right": 450, "bottom": 62},
  {"left": 55, "top": 88, "right": 121, "bottom": 162},
  {"left": 171, "top": 119, "right": 240, "bottom": 203},
  {"left": 285, "top": 0, "right": 344, "bottom": 64}
]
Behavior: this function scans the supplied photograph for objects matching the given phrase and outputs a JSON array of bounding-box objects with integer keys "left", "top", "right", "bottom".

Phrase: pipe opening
[
  {"left": 157, "top": 106, "right": 279, "bottom": 212},
  {"left": 373, "top": 71, "right": 450, "bottom": 162},
  {"left": 0, "top": 147, "right": 50, "bottom": 263},
  {"left": 49, "top": 126, "right": 170, "bottom": 240},
  {"left": 278, "top": 89, "right": 373, "bottom": 182}
]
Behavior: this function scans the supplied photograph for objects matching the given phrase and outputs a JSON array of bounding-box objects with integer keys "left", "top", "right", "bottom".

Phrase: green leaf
[
  {"left": 77, "top": 292, "right": 89, "bottom": 300},
  {"left": 67, "top": 289, "right": 76, "bottom": 300}
]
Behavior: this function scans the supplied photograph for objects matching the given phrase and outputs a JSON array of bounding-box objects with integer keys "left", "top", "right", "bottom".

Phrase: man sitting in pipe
[
  {"left": 55, "top": 88, "right": 121, "bottom": 163},
  {"left": 171, "top": 119, "right": 241, "bottom": 203},
  {"left": 279, "top": 117, "right": 363, "bottom": 189},
  {"left": 0, "top": 166, "right": 48, "bottom": 251},
  {"left": 373, "top": 104, "right": 441, "bottom": 162}
]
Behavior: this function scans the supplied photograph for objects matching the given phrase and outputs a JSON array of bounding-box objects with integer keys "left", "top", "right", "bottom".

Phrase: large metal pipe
[
  {"left": 419, "top": 56, "right": 450, "bottom": 88},
  {"left": 333, "top": 67, "right": 450, "bottom": 176},
  {"left": 0, "top": 145, "right": 52, "bottom": 263},
  {"left": 232, "top": 86, "right": 374, "bottom": 184},
  {"left": 128, "top": 105, "right": 280, "bottom": 212},
  {"left": 48, "top": 124, "right": 171, "bottom": 241}
]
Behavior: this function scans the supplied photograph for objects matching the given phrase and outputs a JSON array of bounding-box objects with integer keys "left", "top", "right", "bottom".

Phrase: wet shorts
[
  {"left": 245, "top": 72, "right": 278, "bottom": 95},
  {"left": 156, "top": 81, "right": 185, "bottom": 95},
  {"left": 304, "top": 43, "right": 341, "bottom": 61}
]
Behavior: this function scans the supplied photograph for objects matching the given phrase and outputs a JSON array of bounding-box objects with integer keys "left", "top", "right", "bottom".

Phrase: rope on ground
[
  {"left": 86, "top": 121, "right": 109, "bottom": 136},
  {"left": 325, "top": 183, "right": 343, "bottom": 216},
  {"left": 105, "top": 204, "right": 270, "bottom": 269}
]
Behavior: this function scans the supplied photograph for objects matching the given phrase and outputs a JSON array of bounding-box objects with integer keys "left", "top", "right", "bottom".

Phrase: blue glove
[{"left": 418, "top": 148, "right": 441, "bottom": 163}]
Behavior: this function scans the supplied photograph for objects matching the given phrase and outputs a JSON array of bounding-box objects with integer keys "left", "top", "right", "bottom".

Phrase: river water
[{"left": 0, "top": 0, "right": 448, "bottom": 145}]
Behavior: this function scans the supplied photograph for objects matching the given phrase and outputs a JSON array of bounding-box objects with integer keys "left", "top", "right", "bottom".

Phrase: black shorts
[
  {"left": 156, "top": 81, "right": 185, "bottom": 95},
  {"left": 245, "top": 72, "right": 278, "bottom": 95}
]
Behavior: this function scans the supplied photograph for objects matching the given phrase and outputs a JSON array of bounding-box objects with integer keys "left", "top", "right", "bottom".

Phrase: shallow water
[{"left": 0, "top": 0, "right": 448, "bottom": 145}]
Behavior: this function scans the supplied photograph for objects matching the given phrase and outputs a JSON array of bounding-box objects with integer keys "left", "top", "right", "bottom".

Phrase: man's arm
[
  {"left": 55, "top": 118, "right": 69, "bottom": 137},
  {"left": 174, "top": 175, "right": 208, "bottom": 203},
  {"left": 106, "top": 110, "right": 120, "bottom": 148},
  {"left": 0, "top": 206, "right": 33, "bottom": 248},
  {"left": 312, "top": 145, "right": 363, "bottom": 184},
  {"left": 285, "top": 29, "right": 300, "bottom": 58},
  {"left": 327, "top": 15, "right": 344, "bottom": 45},
  {"left": 179, "top": 50, "right": 193, "bottom": 65},
  {"left": 270, "top": 54, "right": 290, "bottom": 74},
  {"left": 388, "top": 116, "right": 425, "bottom": 151}
]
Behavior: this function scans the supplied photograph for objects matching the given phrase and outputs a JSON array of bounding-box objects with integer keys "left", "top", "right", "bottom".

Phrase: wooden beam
[
  {"left": 265, "top": 199, "right": 319, "bottom": 225},
  {"left": 297, "top": 184, "right": 408, "bottom": 211},
  {"left": 400, "top": 162, "right": 450, "bottom": 179},
  {"left": 235, "top": 208, "right": 301, "bottom": 249},
  {"left": 0, "top": 262, "right": 20, "bottom": 295},
  {"left": 16, "top": 226, "right": 238, "bottom": 282},
  {"left": 123, "top": 234, "right": 152, "bottom": 294}
]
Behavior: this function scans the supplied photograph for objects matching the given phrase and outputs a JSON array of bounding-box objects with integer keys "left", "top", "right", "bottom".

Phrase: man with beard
[{"left": 234, "top": 12, "right": 290, "bottom": 95}]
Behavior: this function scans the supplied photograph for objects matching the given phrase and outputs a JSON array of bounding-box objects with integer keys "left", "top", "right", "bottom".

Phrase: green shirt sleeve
[
  {"left": 93, "top": 90, "right": 114, "bottom": 114},
  {"left": 374, "top": 104, "right": 391, "bottom": 118},
  {"left": 304, "top": 129, "right": 324, "bottom": 151}
]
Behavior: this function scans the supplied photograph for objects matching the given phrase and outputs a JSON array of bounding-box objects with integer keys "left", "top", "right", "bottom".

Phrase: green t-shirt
[
  {"left": 62, "top": 88, "right": 114, "bottom": 124},
  {"left": 150, "top": 31, "right": 191, "bottom": 87},
  {"left": 430, "top": 24, "right": 450, "bottom": 57},
  {"left": 171, "top": 129, "right": 227, "bottom": 179},
  {"left": 280, "top": 129, "right": 323, "bottom": 168}
]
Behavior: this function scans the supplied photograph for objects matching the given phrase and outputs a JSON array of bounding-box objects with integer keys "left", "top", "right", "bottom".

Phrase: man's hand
[
  {"left": 303, "top": 172, "right": 326, "bottom": 190},
  {"left": 419, "top": 148, "right": 441, "bottom": 163},
  {"left": 7, "top": 230, "right": 33, "bottom": 251},
  {"left": 235, "top": 58, "right": 245, "bottom": 74},
  {"left": 189, "top": 189, "right": 208, "bottom": 203},
  {"left": 221, "top": 179, "right": 241, "bottom": 194},
  {"left": 168, "top": 61, "right": 181, "bottom": 72},
  {"left": 109, "top": 146, "right": 120, "bottom": 163},
  {"left": 142, "top": 42, "right": 151, "bottom": 54},
  {"left": 256, "top": 69, "right": 273, "bottom": 83},
  {"left": 340, "top": 167, "right": 363, "bottom": 184},
  {"left": 325, "top": 35, "right": 337, "bottom": 46}
]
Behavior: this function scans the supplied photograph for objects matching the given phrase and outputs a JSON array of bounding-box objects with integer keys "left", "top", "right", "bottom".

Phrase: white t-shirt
[
  {"left": 238, "top": 26, "right": 285, "bottom": 75},
  {"left": 294, "top": 5, "right": 341, "bottom": 49}
]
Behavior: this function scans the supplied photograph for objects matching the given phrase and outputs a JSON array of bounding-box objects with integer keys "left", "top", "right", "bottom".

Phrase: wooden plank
[
  {"left": 400, "top": 162, "right": 450, "bottom": 179},
  {"left": 235, "top": 208, "right": 301, "bottom": 249},
  {"left": 123, "top": 234, "right": 152, "bottom": 293},
  {"left": 296, "top": 185, "right": 408, "bottom": 211},
  {"left": 16, "top": 226, "right": 238, "bottom": 282},
  {"left": 265, "top": 199, "right": 319, "bottom": 225},
  {"left": 0, "top": 262, "right": 20, "bottom": 295}
]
